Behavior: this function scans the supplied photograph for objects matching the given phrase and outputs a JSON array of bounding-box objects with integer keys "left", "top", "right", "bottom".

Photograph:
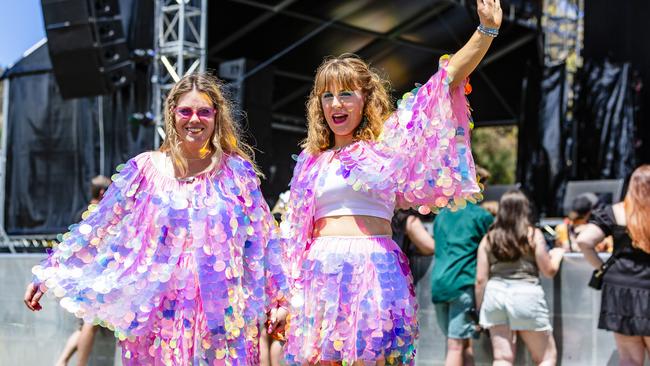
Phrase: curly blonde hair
[
  {"left": 160, "top": 72, "right": 258, "bottom": 176},
  {"left": 302, "top": 54, "right": 393, "bottom": 153}
]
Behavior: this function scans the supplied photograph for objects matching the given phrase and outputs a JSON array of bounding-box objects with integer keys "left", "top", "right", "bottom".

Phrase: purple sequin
[
  {"left": 281, "top": 55, "right": 480, "bottom": 366},
  {"left": 32, "top": 152, "right": 288, "bottom": 365}
]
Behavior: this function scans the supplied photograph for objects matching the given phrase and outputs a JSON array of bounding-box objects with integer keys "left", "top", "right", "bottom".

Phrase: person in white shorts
[{"left": 475, "top": 190, "right": 565, "bottom": 365}]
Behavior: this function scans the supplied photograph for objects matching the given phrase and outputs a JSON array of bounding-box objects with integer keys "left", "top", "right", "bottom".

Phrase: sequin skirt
[{"left": 284, "top": 236, "right": 418, "bottom": 365}]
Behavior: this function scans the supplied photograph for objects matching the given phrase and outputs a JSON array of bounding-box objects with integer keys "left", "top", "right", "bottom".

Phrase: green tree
[{"left": 471, "top": 126, "right": 517, "bottom": 184}]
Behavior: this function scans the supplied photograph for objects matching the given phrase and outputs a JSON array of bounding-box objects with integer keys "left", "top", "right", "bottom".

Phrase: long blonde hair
[
  {"left": 302, "top": 54, "right": 393, "bottom": 153},
  {"left": 624, "top": 165, "right": 650, "bottom": 252},
  {"left": 160, "top": 72, "right": 258, "bottom": 176}
]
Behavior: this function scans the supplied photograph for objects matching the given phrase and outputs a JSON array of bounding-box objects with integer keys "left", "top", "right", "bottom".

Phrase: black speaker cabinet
[{"left": 41, "top": 0, "right": 134, "bottom": 99}]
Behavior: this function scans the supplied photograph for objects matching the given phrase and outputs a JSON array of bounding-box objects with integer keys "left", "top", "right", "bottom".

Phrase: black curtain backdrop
[
  {"left": 519, "top": 0, "right": 647, "bottom": 217},
  {"left": 583, "top": 0, "right": 649, "bottom": 166},
  {"left": 574, "top": 60, "right": 640, "bottom": 180},
  {"left": 520, "top": 60, "right": 641, "bottom": 216},
  {"left": 518, "top": 63, "right": 568, "bottom": 216},
  {"left": 3, "top": 0, "right": 153, "bottom": 234}
]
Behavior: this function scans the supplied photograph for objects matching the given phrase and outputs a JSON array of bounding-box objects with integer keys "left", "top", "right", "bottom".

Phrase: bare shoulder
[{"left": 612, "top": 202, "right": 627, "bottom": 226}]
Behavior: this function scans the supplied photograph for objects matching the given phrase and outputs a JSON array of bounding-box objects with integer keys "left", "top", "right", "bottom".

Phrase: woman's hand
[
  {"left": 549, "top": 247, "right": 566, "bottom": 259},
  {"left": 447, "top": 0, "right": 503, "bottom": 88},
  {"left": 549, "top": 247, "right": 566, "bottom": 269},
  {"left": 267, "top": 306, "right": 289, "bottom": 337},
  {"left": 477, "top": 0, "right": 503, "bottom": 29},
  {"left": 24, "top": 283, "right": 45, "bottom": 311}
]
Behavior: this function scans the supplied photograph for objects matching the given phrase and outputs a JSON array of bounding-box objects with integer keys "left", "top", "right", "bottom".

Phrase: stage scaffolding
[{"left": 152, "top": 0, "right": 208, "bottom": 148}]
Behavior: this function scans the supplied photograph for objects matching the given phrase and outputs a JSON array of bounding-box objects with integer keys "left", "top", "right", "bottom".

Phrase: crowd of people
[{"left": 17, "top": 0, "right": 650, "bottom": 365}]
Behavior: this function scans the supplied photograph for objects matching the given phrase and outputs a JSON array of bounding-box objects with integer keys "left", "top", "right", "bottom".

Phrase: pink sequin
[
  {"left": 281, "top": 56, "right": 480, "bottom": 366},
  {"left": 32, "top": 152, "right": 288, "bottom": 365}
]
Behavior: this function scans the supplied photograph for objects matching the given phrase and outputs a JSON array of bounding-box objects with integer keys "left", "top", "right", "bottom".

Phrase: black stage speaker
[{"left": 41, "top": 0, "right": 134, "bottom": 99}]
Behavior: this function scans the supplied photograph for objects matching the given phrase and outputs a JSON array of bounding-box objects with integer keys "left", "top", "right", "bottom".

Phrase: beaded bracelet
[{"left": 477, "top": 24, "right": 499, "bottom": 38}]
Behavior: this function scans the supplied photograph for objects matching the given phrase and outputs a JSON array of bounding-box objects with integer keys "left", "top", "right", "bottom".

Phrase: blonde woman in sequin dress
[
  {"left": 24, "top": 73, "right": 288, "bottom": 365},
  {"left": 280, "top": 1, "right": 503, "bottom": 365}
]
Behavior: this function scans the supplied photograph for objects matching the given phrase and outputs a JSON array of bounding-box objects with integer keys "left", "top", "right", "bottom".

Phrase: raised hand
[{"left": 477, "top": 0, "right": 503, "bottom": 29}]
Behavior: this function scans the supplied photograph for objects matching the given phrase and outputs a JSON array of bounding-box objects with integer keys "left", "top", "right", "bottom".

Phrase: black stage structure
[
  {"left": 209, "top": 0, "right": 541, "bottom": 208},
  {"left": 1, "top": 0, "right": 648, "bottom": 245}
]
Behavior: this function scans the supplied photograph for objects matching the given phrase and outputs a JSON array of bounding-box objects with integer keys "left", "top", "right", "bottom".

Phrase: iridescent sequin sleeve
[
  {"left": 236, "top": 160, "right": 289, "bottom": 310},
  {"left": 31, "top": 154, "right": 157, "bottom": 336},
  {"left": 264, "top": 228, "right": 290, "bottom": 309},
  {"left": 279, "top": 151, "right": 319, "bottom": 290},
  {"left": 337, "top": 55, "right": 481, "bottom": 214},
  {"left": 388, "top": 54, "right": 481, "bottom": 211}
]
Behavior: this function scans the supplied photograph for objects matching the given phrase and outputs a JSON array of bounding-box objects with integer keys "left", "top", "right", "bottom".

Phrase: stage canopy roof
[{"left": 207, "top": 0, "right": 541, "bottom": 129}]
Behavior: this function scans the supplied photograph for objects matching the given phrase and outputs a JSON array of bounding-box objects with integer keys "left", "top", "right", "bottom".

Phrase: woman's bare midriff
[{"left": 313, "top": 215, "right": 392, "bottom": 237}]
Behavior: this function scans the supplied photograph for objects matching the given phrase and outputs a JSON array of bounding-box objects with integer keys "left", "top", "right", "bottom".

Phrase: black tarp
[
  {"left": 518, "top": 0, "right": 648, "bottom": 216},
  {"left": 519, "top": 60, "right": 641, "bottom": 216},
  {"left": 574, "top": 60, "right": 641, "bottom": 180},
  {"left": 2, "top": 0, "right": 154, "bottom": 234},
  {"left": 583, "top": 0, "right": 650, "bottom": 166}
]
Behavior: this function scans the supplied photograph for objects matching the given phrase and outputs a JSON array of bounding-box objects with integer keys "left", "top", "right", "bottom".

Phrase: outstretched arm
[{"left": 447, "top": 0, "right": 503, "bottom": 89}]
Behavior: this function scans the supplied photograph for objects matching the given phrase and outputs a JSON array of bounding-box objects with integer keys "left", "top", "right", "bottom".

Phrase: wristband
[{"left": 477, "top": 24, "right": 499, "bottom": 37}]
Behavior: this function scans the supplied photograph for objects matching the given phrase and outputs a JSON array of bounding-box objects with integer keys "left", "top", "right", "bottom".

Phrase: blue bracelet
[{"left": 477, "top": 24, "right": 499, "bottom": 37}]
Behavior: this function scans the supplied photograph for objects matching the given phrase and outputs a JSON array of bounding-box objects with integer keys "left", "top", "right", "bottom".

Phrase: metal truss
[{"left": 152, "top": 0, "right": 208, "bottom": 148}]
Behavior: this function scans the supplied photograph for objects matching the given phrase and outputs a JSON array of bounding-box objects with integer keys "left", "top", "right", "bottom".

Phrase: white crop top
[{"left": 313, "top": 159, "right": 394, "bottom": 220}]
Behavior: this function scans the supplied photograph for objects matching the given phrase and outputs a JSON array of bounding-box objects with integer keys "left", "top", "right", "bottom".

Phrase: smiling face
[
  {"left": 304, "top": 55, "right": 393, "bottom": 153},
  {"left": 320, "top": 86, "right": 365, "bottom": 146},
  {"left": 174, "top": 89, "right": 216, "bottom": 157}
]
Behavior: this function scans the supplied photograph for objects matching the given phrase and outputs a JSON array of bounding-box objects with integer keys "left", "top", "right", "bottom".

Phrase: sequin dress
[
  {"left": 32, "top": 151, "right": 288, "bottom": 366},
  {"left": 281, "top": 55, "right": 481, "bottom": 365}
]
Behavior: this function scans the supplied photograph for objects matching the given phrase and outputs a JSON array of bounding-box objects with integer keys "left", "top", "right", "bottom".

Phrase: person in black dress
[{"left": 577, "top": 165, "right": 650, "bottom": 366}]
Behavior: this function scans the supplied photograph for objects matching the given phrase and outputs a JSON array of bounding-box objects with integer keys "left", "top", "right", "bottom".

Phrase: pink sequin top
[
  {"left": 280, "top": 55, "right": 482, "bottom": 282},
  {"left": 32, "top": 151, "right": 288, "bottom": 363}
]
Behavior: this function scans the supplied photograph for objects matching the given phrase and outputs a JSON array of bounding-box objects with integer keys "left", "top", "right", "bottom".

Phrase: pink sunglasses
[{"left": 174, "top": 107, "right": 217, "bottom": 120}]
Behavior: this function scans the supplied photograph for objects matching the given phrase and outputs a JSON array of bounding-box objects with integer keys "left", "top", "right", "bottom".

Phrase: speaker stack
[{"left": 41, "top": 0, "right": 134, "bottom": 99}]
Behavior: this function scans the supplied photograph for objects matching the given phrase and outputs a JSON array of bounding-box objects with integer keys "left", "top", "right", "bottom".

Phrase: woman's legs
[
  {"left": 614, "top": 332, "right": 646, "bottom": 366},
  {"left": 643, "top": 337, "right": 650, "bottom": 361},
  {"left": 55, "top": 329, "right": 80, "bottom": 366},
  {"left": 518, "top": 330, "right": 557, "bottom": 366},
  {"left": 75, "top": 323, "right": 99, "bottom": 366},
  {"left": 260, "top": 330, "right": 285, "bottom": 366},
  {"left": 488, "top": 325, "right": 516, "bottom": 366},
  {"left": 259, "top": 330, "right": 271, "bottom": 366},
  {"left": 445, "top": 338, "right": 474, "bottom": 366},
  {"left": 269, "top": 339, "right": 284, "bottom": 366}
]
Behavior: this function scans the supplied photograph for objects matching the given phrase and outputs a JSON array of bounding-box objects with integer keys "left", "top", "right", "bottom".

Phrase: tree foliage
[{"left": 471, "top": 126, "right": 518, "bottom": 184}]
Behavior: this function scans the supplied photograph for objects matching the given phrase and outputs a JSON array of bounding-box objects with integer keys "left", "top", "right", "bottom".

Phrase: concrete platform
[{"left": 1, "top": 254, "right": 119, "bottom": 366}]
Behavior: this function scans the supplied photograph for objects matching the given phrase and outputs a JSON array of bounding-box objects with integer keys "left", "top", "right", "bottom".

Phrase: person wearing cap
[{"left": 555, "top": 193, "right": 600, "bottom": 251}]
